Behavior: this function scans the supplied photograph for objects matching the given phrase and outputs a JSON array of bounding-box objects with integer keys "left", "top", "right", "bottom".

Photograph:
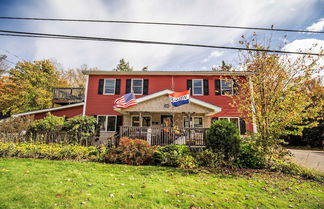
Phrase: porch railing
[
  {"left": 119, "top": 126, "right": 208, "bottom": 146},
  {"left": 52, "top": 88, "right": 84, "bottom": 104}
]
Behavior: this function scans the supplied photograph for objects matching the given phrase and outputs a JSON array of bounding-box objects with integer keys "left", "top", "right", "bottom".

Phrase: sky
[{"left": 0, "top": 0, "right": 323, "bottom": 71}]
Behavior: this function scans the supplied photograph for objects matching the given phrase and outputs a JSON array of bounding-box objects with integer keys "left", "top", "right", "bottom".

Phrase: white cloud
[
  {"left": 283, "top": 39, "right": 324, "bottom": 69},
  {"left": 306, "top": 18, "right": 324, "bottom": 32},
  {"left": 2, "top": 0, "right": 321, "bottom": 70},
  {"left": 202, "top": 51, "right": 224, "bottom": 63}
]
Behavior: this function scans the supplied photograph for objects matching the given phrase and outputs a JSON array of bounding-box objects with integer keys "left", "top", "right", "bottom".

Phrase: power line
[
  {"left": 0, "top": 16, "right": 323, "bottom": 34},
  {"left": 0, "top": 30, "right": 322, "bottom": 56}
]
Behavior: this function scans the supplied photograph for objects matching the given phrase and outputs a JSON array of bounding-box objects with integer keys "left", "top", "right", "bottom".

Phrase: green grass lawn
[{"left": 0, "top": 158, "right": 323, "bottom": 209}]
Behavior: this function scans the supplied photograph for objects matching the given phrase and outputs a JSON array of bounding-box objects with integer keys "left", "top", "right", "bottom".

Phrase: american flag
[{"left": 113, "top": 92, "right": 137, "bottom": 109}]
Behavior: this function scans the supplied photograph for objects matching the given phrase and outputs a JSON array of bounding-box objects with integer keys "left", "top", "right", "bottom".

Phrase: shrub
[
  {"left": 235, "top": 139, "right": 266, "bottom": 169},
  {"left": 178, "top": 155, "right": 197, "bottom": 169},
  {"left": 206, "top": 120, "right": 241, "bottom": 160},
  {"left": 194, "top": 149, "right": 224, "bottom": 169},
  {"left": 29, "top": 114, "right": 64, "bottom": 133},
  {"left": 105, "top": 137, "right": 155, "bottom": 165},
  {"left": 63, "top": 115, "right": 98, "bottom": 145},
  {"left": 153, "top": 144, "right": 191, "bottom": 167},
  {"left": 0, "top": 142, "right": 105, "bottom": 161}
]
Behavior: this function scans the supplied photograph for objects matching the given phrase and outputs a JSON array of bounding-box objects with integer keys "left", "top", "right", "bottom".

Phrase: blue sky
[{"left": 0, "top": 0, "right": 323, "bottom": 71}]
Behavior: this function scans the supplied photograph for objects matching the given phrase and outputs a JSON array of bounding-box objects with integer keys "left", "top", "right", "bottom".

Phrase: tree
[
  {"left": 60, "top": 64, "right": 98, "bottom": 87},
  {"left": 212, "top": 60, "right": 233, "bottom": 71},
  {"left": 232, "top": 34, "right": 323, "bottom": 152},
  {"left": 0, "top": 55, "right": 9, "bottom": 75},
  {"left": 113, "top": 59, "right": 133, "bottom": 72},
  {"left": 0, "top": 60, "right": 69, "bottom": 115}
]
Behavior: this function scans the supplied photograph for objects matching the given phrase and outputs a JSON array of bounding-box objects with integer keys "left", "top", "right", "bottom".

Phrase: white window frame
[
  {"left": 192, "top": 79, "right": 203, "bottom": 96},
  {"left": 103, "top": 79, "right": 116, "bottom": 95},
  {"left": 218, "top": 117, "right": 240, "bottom": 133},
  {"left": 131, "top": 115, "right": 152, "bottom": 127},
  {"left": 192, "top": 116, "right": 204, "bottom": 128},
  {"left": 97, "top": 115, "right": 117, "bottom": 132},
  {"left": 220, "top": 79, "right": 234, "bottom": 96},
  {"left": 131, "top": 79, "right": 144, "bottom": 95},
  {"left": 183, "top": 116, "right": 204, "bottom": 128}
]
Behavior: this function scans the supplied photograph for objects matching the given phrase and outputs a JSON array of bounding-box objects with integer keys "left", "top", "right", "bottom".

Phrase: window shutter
[
  {"left": 187, "top": 80, "right": 192, "bottom": 95},
  {"left": 116, "top": 116, "right": 123, "bottom": 134},
  {"left": 143, "top": 79, "right": 149, "bottom": 95},
  {"left": 233, "top": 79, "right": 239, "bottom": 95},
  {"left": 98, "top": 79, "right": 104, "bottom": 95},
  {"left": 240, "top": 118, "right": 246, "bottom": 135},
  {"left": 115, "top": 79, "right": 121, "bottom": 95},
  {"left": 125, "top": 79, "right": 131, "bottom": 93},
  {"left": 215, "top": 80, "right": 221, "bottom": 95},
  {"left": 203, "top": 79, "right": 209, "bottom": 95}
]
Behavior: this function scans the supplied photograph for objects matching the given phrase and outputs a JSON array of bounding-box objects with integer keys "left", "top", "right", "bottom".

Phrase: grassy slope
[{"left": 0, "top": 158, "right": 323, "bottom": 209}]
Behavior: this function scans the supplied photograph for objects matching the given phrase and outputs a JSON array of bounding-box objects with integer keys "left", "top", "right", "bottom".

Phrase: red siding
[
  {"left": 85, "top": 75, "right": 253, "bottom": 132},
  {"left": 34, "top": 105, "right": 83, "bottom": 120}
]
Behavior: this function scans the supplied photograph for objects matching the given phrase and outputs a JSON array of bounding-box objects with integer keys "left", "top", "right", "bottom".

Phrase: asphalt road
[{"left": 288, "top": 149, "right": 324, "bottom": 173}]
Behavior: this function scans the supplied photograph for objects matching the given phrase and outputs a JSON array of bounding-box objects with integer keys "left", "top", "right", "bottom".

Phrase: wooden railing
[
  {"left": 119, "top": 126, "right": 208, "bottom": 146},
  {"left": 52, "top": 88, "right": 84, "bottom": 104}
]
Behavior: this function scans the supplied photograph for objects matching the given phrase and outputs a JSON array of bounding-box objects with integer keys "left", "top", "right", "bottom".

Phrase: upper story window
[
  {"left": 132, "top": 79, "right": 143, "bottom": 95},
  {"left": 221, "top": 79, "right": 234, "bottom": 95},
  {"left": 104, "top": 79, "right": 116, "bottom": 95},
  {"left": 192, "top": 79, "right": 203, "bottom": 95}
]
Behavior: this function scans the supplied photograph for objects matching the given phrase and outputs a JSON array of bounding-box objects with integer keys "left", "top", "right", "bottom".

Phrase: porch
[{"left": 120, "top": 126, "right": 208, "bottom": 146}]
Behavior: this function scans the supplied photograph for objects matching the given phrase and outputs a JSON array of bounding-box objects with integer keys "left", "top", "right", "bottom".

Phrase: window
[
  {"left": 131, "top": 116, "right": 140, "bottom": 127},
  {"left": 132, "top": 79, "right": 143, "bottom": 95},
  {"left": 183, "top": 116, "right": 203, "bottom": 128},
  {"left": 97, "top": 115, "right": 117, "bottom": 132},
  {"left": 193, "top": 117, "right": 203, "bottom": 128},
  {"left": 219, "top": 117, "right": 240, "bottom": 131},
  {"left": 193, "top": 79, "right": 203, "bottom": 95},
  {"left": 104, "top": 79, "right": 116, "bottom": 95},
  {"left": 142, "top": 116, "right": 152, "bottom": 127},
  {"left": 221, "top": 79, "right": 233, "bottom": 95},
  {"left": 131, "top": 115, "right": 152, "bottom": 127}
]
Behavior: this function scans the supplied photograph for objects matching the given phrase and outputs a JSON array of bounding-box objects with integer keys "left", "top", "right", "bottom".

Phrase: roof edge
[
  {"left": 82, "top": 70, "right": 253, "bottom": 76},
  {"left": 12, "top": 103, "right": 84, "bottom": 117}
]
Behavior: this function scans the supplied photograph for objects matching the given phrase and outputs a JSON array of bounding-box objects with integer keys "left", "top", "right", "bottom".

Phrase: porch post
[{"left": 139, "top": 112, "right": 142, "bottom": 127}]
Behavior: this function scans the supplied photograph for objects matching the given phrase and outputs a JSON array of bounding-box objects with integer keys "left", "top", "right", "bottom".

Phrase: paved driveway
[{"left": 288, "top": 149, "right": 324, "bottom": 173}]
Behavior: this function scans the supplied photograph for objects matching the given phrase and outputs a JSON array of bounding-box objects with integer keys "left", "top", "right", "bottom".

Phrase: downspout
[
  {"left": 248, "top": 75, "right": 258, "bottom": 134},
  {"left": 82, "top": 75, "right": 89, "bottom": 116}
]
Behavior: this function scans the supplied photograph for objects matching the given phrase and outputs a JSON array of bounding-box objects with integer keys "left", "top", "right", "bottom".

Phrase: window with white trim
[
  {"left": 219, "top": 117, "right": 240, "bottom": 131},
  {"left": 193, "top": 79, "right": 203, "bottom": 95},
  {"left": 221, "top": 79, "right": 234, "bottom": 95},
  {"left": 97, "top": 115, "right": 117, "bottom": 132},
  {"left": 183, "top": 116, "right": 203, "bottom": 128},
  {"left": 193, "top": 116, "right": 203, "bottom": 128},
  {"left": 131, "top": 115, "right": 152, "bottom": 127},
  {"left": 132, "top": 79, "right": 143, "bottom": 95},
  {"left": 104, "top": 79, "right": 116, "bottom": 95}
]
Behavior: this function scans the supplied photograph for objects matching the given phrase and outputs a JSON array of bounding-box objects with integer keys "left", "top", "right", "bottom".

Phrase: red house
[{"left": 13, "top": 70, "right": 255, "bottom": 145}]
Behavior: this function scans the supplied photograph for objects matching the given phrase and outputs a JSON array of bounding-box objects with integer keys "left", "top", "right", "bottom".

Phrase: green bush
[
  {"left": 29, "top": 113, "right": 64, "bottom": 133},
  {"left": 0, "top": 142, "right": 105, "bottom": 161},
  {"left": 63, "top": 115, "right": 98, "bottom": 145},
  {"left": 235, "top": 139, "right": 266, "bottom": 169},
  {"left": 194, "top": 149, "right": 224, "bottom": 169},
  {"left": 178, "top": 155, "right": 197, "bottom": 169},
  {"left": 206, "top": 120, "right": 241, "bottom": 160},
  {"left": 105, "top": 137, "right": 155, "bottom": 165},
  {"left": 153, "top": 144, "right": 191, "bottom": 167}
]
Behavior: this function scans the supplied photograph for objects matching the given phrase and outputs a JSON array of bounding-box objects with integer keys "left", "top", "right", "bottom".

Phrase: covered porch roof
[{"left": 115, "top": 89, "right": 221, "bottom": 116}]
